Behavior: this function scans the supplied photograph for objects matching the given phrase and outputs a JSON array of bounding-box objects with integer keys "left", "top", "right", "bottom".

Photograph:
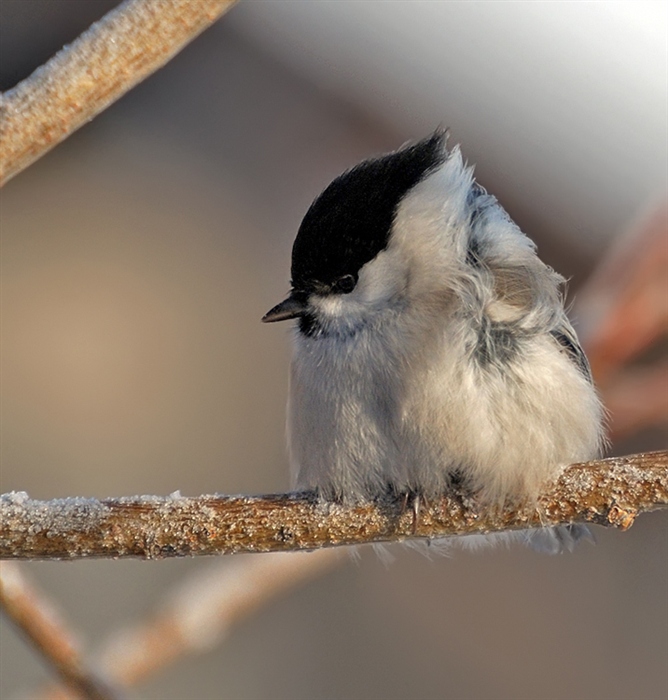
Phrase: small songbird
[{"left": 263, "top": 131, "right": 605, "bottom": 552}]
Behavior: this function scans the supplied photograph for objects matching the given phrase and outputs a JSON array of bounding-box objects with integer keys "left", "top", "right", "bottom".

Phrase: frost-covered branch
[
  {"left": 1, "top": 452, "right": 666, "bottom": 561},
  {"left": 0, "top": 562, "right": 123, "bottom": 700},
  {"left": 0, "top": 0, "right": 238, "bottom": 186}
]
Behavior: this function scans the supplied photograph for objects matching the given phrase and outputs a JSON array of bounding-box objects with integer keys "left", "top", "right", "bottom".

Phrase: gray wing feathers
[{"left": 549, "top": 322, "right": 593, "bottom": 383}]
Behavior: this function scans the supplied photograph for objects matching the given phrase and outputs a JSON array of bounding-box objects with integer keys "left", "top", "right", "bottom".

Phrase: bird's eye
[{"left": 333, "top": 274, "right": 357, "bottom": 294}]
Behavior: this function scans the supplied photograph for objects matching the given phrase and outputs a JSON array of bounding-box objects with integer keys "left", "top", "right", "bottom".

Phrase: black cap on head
[{"left": 290, "top": 130, "right": 447, "bottom": 293}]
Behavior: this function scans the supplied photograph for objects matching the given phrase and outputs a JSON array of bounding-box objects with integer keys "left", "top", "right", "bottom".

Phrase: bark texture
[{"left": 1, "top": 452, "right": 666, "bottom": 560}]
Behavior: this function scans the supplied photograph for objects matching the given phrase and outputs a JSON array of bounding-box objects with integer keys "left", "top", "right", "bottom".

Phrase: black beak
[{"left": 262, "top": 294, "right": 307, "bottom": 323}]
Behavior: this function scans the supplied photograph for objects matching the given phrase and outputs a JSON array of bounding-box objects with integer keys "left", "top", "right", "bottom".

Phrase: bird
[{"left": 262, "top": 130, "right": 605, "bottom": 553}]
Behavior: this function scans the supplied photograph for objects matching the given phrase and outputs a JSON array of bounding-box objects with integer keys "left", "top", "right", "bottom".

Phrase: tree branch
[
  {"left": 0, "top": 562, "right": 123, "bottom": 700},
  {"left": 1, "top": 452, "right": 666, "bottom": 560},
  {"left": 0, "top": 0, "right": 238, "bottom": 186}
]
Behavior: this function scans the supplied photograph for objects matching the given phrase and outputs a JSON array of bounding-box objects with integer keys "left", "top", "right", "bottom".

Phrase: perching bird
[{"left": 263, "top": 131, "right": 605, "bottom": 552}]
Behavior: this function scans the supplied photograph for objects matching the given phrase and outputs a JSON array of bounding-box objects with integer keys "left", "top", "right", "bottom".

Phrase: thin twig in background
[
  {"left": 576, "top": 199, "right": 668, "bottom": 439},
  {"left": 0, "top": 0, "right": 239, "bottom": 186},
  {"left": 0, "top": 562, "right": 124, "bottom": 700},
  {"left": 32, "top": 551, "right": 339, "bottom": 699},
  {"left": 1, "top": 452, "right": 666, "bottom": 561},
  {"left": 577, "top": 199, "right": 667, "bottom": 382},
  {"left": 98, "top": 550, "right": 339, "bottom": 686}
]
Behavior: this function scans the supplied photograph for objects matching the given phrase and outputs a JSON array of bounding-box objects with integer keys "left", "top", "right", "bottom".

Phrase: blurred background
[{"left": 1, "top": 1, "right": 666, "bottom": 698}]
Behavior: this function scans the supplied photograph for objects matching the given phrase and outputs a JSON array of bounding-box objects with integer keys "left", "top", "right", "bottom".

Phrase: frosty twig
[
  {"left": 0, "top": 0, "right": 238, "bottom": 186},
  {"left": 1, "top": 452, "right": 666, "bottom": 561}
]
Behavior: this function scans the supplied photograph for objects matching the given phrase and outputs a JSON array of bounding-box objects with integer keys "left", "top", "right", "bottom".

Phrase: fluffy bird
[{"left": 263, "top": 131, "right": 605, "bottom": 552}]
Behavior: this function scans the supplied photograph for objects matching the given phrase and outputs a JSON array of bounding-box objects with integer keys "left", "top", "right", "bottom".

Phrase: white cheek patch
[
  {"left": 312, "top": 294, "right": 347, "bottom": 318},
  {"left": 310, "top": 249, "right": 409, "bottom": 322},
  {"left": 391, "top": 152, "right": 473, "bottom": 264},
  {"left": 350, "top": 248, "right": 410, "bottom": 310}
]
